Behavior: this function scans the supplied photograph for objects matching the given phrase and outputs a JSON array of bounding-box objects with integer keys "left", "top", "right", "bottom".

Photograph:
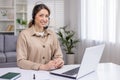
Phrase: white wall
[
  {"left": 64, "top": 0, "right": 79, "bottom": 31},
  {"left": 64, "top": 0, "right": 81, "bottom": 63}
]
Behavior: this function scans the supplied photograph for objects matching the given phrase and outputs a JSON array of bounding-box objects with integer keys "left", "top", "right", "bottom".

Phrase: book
[
  {"left": 6, "top": 25, "right": 14, "bottom": 31},
  {"left": 0, "top": 72, "right": 21, "bottom": 80}
]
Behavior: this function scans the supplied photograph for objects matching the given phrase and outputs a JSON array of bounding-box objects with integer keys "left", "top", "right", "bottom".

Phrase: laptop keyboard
[{"left": 62, "top": 67, "right": 80, "bottom": 75}]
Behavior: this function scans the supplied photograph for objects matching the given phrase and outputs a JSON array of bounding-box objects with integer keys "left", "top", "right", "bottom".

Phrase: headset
[{"left": 35, "top": 1, "right": 50, "bottom": 30}]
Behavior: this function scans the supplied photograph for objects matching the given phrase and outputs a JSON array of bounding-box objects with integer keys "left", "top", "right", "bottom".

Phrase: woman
[{"left": 17, "top": 4, "right": 64, "bottom": 70}]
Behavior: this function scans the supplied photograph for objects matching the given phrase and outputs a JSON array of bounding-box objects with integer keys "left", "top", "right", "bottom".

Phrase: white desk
[{"left": 0, "top": 63, "right": 120, "bottom": 80}]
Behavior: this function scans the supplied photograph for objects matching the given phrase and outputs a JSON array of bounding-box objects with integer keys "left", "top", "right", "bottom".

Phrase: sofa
[{"left": 0, "top": 34, "right": 17, "bottom": 67}]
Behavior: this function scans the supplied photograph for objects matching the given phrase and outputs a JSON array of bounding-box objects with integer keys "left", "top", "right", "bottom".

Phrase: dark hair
[{"left": 28, "top": 4, "right": 50, "bottom": 28}]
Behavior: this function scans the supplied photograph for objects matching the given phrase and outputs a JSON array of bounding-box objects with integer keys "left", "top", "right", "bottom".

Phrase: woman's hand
[
  {"left": 40, "top": 60, "right": 56, "bottom": 70},
  {"left": 39, "top": 58, "right": 64, "bottom": 70},
  {"left": 54, "top": 58, "right": 64, "bottom": 69}
]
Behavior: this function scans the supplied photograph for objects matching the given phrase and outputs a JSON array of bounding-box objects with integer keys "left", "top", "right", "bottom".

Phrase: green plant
[
  {"left": 1, "top": 10, "right": 7, "bottom": 16},
  {"left": 57, "top": 26, "right": 79, "bottom": 54},
  {"left": 16, "top": 18, "right": 27, "bottom": 25}
]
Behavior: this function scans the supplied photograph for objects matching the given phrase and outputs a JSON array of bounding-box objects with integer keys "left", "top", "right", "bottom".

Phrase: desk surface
[{"left": 0, "top": 63, "right": 120, "bottom": 80}]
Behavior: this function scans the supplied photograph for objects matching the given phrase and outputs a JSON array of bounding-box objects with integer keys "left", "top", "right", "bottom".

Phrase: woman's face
[{"left": 35, "top": 9, "right": 49, "bottom": 29}]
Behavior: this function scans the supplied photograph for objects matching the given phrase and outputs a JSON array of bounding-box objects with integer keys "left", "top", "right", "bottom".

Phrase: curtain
[{"left": 79, "top": 0, "right": 120, "bottom": 64}]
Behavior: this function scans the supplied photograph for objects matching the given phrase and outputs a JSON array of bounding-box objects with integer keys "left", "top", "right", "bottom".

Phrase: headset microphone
[{"left": 44, "top": 26, "right": 48, "bottom": 29}]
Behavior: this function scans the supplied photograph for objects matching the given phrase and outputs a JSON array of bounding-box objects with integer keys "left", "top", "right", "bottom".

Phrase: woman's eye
[
  {"left": 39, "top": 14, "right": 49, "bottom": 18},
  {"left": 45, "top": 15, "right": 49, "bottom": 18},
  {"left": 39, "top": 14, "right": 44, "bottom": 17}
]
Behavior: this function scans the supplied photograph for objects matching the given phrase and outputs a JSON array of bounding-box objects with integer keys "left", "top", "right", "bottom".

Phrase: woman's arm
[
  {"left": 51, "top": 31, "right": 64, "bottom": 68},
  {"left": 17, "top": 31, "right": 41, "bottom": 70}
]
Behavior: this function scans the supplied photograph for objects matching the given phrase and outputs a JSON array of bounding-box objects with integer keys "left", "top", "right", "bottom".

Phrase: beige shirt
[{"left": 17, "top": 26, "right": 63, "bottom": 70}]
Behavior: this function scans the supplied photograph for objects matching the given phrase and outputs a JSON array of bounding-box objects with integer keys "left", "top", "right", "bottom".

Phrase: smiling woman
[
  {"left": 28, "top": 4, "right": 50, "bottom": 31},
  {"left": 27, "top": 0, "right": 64, "bottom": 30},
  {"left": 17, "top": 4, "right": 64, "bottom": 71}
]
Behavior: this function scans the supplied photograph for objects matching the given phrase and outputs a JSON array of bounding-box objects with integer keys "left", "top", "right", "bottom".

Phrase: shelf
[
  {"left": 0, "top": 6, "right": 14, "bottom": 9},
  {"left": 16, "top": 11, "right": 27, "bottom": 14},
  {"left": 0, "top": 31, "right": 14, "bottom": 33},
  {"left": 16, "top": 0, "right": 27, "bottom": 35},
  {"left": 0, "top": 0, "right": 27, "bottom": 35},
  {"left": 0, "top": 19, "right": 14, "bottom": 21},
  {"left": 0, "top": 0, "right": 15, "bottom": 35}
]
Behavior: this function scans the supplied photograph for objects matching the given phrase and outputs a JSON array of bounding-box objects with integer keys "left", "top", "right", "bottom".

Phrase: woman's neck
[{"left": 34, "top": 25, "right": 44, "bottom": 32}]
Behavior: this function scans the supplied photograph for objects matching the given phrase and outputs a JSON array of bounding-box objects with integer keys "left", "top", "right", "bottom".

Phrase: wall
[{"left": 64, "top": 0, "right": 81, "bottom": 63}]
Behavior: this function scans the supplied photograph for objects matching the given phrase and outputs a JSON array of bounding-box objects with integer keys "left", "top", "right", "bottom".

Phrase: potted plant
[
  {"left": 16, "top": 18, "right": 27, "bottom": 29},
  {"left": 57, "top": 26, "right": 79, "bottom": 64},
  {"left": 0, "top": 10, "right": 7, "bottom": 19}
]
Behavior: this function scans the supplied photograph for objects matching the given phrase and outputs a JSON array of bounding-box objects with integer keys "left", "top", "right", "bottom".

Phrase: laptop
[{"left": 50, "top": 44, "right": 105, "bottom": 80}]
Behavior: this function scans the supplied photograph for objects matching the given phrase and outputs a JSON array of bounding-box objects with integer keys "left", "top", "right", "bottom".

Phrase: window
[{"left": 81, "top": 0, "right": 116, "bottom": 43}]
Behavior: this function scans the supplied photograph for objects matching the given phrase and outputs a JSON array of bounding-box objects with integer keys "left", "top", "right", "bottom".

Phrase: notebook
[
  {"left": 50, "top": 44, "right": 105, "bottom": 80},
  {"left": 0, "top": 72, "right": 21, "bottom": 80}
]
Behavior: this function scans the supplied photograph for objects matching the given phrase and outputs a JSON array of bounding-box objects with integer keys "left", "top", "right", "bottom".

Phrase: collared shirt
[{"left": 17, "top": 25, "right": 63, "bottom": 70}]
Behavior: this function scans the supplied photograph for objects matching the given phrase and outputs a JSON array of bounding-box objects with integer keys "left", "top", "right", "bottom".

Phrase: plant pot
[
  {"left": 66, "top": 54, "right": 75, "bottom": 64},
  {"left": 18, "top": 25, "right": 25, "bottom": 29}
]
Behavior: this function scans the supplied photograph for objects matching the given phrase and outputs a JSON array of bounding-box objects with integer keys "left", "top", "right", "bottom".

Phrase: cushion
[
  {"left": 5, "top": 52, "right": 17, "bottom": 62},
  {"left": 0, "top": 35, "right": 4, "bottom": 52},
  {"left": 0, "top": 52, "right": 6, "bottom": 63},
  {"left": 4, "top": 35, "right": 17, "bottom": 52}
]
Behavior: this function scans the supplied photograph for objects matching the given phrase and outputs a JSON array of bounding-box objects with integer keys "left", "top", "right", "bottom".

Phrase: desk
[{"left": 0, "top": 63, "right": 120, "bottom": 80}]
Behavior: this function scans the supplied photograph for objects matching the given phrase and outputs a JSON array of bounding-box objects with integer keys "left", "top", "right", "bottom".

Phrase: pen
[{"left": 33, "top": 74, "right": 35, "bottom": 80}]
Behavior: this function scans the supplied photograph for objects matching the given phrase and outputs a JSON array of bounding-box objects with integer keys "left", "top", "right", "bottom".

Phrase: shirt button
[
  {"left": 43, "top": 45, "right": 45, "bottom": 48},
  {"left": 42, "top": 57, "right": 45, "bottom": 59}
]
